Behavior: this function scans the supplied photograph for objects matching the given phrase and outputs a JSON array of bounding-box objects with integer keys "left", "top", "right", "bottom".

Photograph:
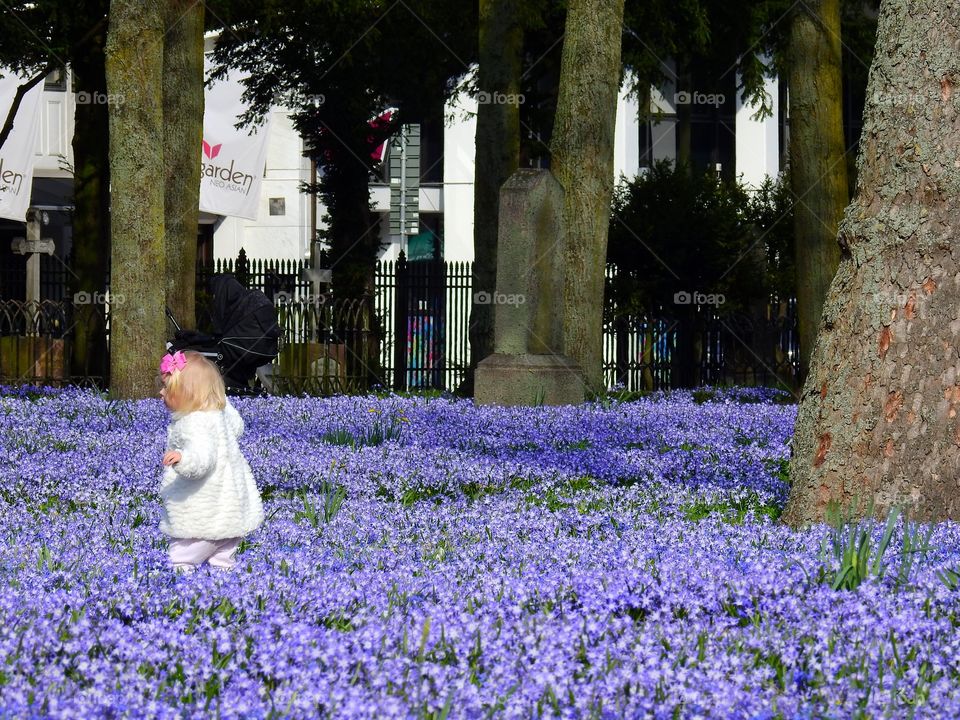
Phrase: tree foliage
[
  {"left": 207, "top": 0, "right": 477, "bottom": 297},
  {"left": 745, "top": 173, "right": 795, "bottom": 299},
  {"left": 0, "top": 2, "right": 107, "bottom": 75},
  {"left": 605, "top": 160, "right": 793, "bottom": 319}
]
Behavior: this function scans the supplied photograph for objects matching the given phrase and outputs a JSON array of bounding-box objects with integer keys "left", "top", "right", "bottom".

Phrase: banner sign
[
  {"left": 369, "top": 108, "right": 394, "bottom": 161},
  {"left": 0, "top": 72, "right": 43, "bottom": 222},
  {"left": 200, "top": 68, "right": 271, "bottom": 220},
  {"left": 406, "top": 231, "right": 435, "bottom": 261}
]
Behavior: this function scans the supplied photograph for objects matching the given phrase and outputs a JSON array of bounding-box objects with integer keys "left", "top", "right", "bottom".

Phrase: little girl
[{"left": 158, "top": 350, "right": 264, "bottom": 572}]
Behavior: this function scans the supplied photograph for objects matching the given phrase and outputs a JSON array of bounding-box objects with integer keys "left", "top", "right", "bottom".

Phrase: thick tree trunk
[
  {"left": 163, "top": 0, "right": 204, "bottom": 331},
  {"left": 550, "top": 0, "right": 625, "bottom": 395},
  {"left": 788, "top": 0, "right": 849, "bottom": 383},
  {"left": 105, "top": 0, "right": 166, "bottom": 398},
  {"left": 461, "top": 0, "right": 521, "bottom": 397},
  {"left": 783, "top": 0, "right": 960, "bottom": 525},
  {"left": 69, "top": 36, "right": 110, "bottom": 385}
]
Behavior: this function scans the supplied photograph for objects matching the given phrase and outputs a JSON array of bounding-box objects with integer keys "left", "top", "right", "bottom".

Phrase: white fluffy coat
[{"left": 159, "top": 401, "right": 264, "bottom": 540}]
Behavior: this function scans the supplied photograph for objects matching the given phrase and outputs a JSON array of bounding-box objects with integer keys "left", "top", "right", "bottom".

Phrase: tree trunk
[
  {"left": 105, "top": 0, "right": 166, "bottom": 398},
  {"left": 323, "top": 129, "right": 381, "bottom": 300},
  {"left": 336, "top": 145, "right": 385, "bottom": 385},
  {"left": 163, "top": 0, "right": 204, "bottom": 331},
  {"left": 69, "top": 35, "right": 110, "bottom": 385},
  {"left": 461, "top": 0, "right": 521, "bottom": 397},
  {"left": 676, "top": 62, "right": 692, "bottom": 172},
  {"left": 783, "top": 0, "right": 960, "bottom": 525},
  {"left": 550, "top": 0, "right": 625, "bottom": 395},
  {"left": 788, "top": 0, "right": 849, "bottom": 383}
]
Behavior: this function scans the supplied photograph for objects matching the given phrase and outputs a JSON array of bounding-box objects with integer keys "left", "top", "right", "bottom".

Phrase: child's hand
[{"left": 162, "top": 450, "right": 182, "bottom": 466}]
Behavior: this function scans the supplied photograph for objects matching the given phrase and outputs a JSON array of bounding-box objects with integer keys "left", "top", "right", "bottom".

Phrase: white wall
[
  {"left": 441, "top": 80, "right": 478, "bottom": 262},
  {"left": 438, "top": 71, "right": 652, "bottom": 263},
  {"left": 613, "top": 75, "right": 641, "bottom": 183},
  {"left": 735, "top": 68, "right": 780, "bottom": 190}
]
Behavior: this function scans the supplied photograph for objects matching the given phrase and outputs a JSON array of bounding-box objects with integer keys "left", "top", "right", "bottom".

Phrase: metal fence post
[{"left": 393, "top": 250, "right": 408, "bottom": 391}]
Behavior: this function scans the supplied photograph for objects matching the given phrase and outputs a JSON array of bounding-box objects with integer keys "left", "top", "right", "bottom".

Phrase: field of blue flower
[{"left": 2, "top": 385, "right": 960, "bottom": 719}]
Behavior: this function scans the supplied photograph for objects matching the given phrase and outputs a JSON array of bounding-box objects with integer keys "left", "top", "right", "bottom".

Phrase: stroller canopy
[{"left": 208, "top": 275, "right": 282, "bottom": 383}]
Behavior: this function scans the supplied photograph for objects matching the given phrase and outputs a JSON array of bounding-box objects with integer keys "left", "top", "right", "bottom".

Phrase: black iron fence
[
  {"left": 0, "top": 300, "right": 106, "bottom": 388},
  {"left": 199, "top": 252, "right": 475, "bottom": 393},
  {"left": 602, "top": 299, "right": 799, "bottom": 393},
  {"left": 2, "top": 254, "right": 801, "bottom": 395},
  {"left": 263, "top": 296, "right": 379, "bottom": 396},
  {"left": 0, "top": 254, "right": 72, "bottom": 304},
  {"left": 196, "top": 253, "right": 312, "bottom": 302},
  {"left": 374, "top": 253, "right": 472, "bottom": 393}
]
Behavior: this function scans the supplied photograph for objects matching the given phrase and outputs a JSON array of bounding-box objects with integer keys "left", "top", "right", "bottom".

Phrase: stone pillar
[{"left": 475, "top": 170, "right": 586, "bottom": 406}]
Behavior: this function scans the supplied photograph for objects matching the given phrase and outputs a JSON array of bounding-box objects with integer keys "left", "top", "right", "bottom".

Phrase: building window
[
  {"left": 44, "top": 67, "right": 67, "bottom": 91},
  {"left": 269, "top": 197, "right": 286, "bottom": 216},
  {"left": 419, "top": 115, "right": 443, "bottom": 184},
  {"left": 639, "top": 118, "right": 653, "bottom": 169}
]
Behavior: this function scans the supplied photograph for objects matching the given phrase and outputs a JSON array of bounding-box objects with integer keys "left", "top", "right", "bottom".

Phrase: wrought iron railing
[
  {"left": 2, "top": 256, "right": 801, "bottom": 395},
  {"left": 0, "top": 300, "right": 80, "bottom": 386}
]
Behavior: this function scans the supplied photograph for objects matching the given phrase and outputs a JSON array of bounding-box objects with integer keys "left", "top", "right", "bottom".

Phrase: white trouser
[{"left": 168, "top": 537, "right": 242, "bottom": 572}]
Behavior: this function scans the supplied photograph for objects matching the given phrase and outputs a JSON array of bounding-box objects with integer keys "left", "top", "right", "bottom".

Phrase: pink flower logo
[{"left": 202, "top": 140, "right": 222, "bottom": 159}]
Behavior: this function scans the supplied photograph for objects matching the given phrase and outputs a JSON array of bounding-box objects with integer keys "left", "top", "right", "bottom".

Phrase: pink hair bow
[{"left": 160, "top": 350, "right": 187, "bottom": 375}]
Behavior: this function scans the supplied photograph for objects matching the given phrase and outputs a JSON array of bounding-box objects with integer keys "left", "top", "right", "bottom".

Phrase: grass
[
  {"left": 524, "top": 476, "right": 606, "bottom": 512},
  {"left": 815, "top": 503, "right": 935, "bottom": 591},
  {"left": 680, "top": 492, "right": 782, "bottom": 524},
  {"left": 765, "top": 457, "right": 790, "bottom": 485},
  {"left": 320, "top": 411, "right": 407, "bottom": 448},
  {"left": 292, "top": 482, "right": 348, "bottom": 528}
]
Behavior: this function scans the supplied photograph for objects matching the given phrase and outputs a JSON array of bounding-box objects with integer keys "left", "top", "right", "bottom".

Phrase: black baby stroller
[{"left": 165, "top": 274, "right": 282, "bottom": 396}]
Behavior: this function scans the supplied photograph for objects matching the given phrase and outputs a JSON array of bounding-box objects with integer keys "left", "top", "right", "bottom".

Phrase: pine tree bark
[
  {"left": 783, "top": 0, "right": 960, "bottom": 525},
  {"left": 105, "top": 0, "right": 166, "bottom": 398},
  {"left": 462, "top": 0, "right": 521, "bottom": 397},
  {"left": 163, "top": 0, "right": 204, "bottom": 331},
  {"left": 788, "top": 0, "right": 849, "bottom": 383},
  {"left": 550, "top": 0, "right": 625, "bottom": 395}
]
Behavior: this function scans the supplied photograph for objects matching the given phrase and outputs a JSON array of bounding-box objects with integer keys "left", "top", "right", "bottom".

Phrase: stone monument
[
  {"left": 11, "top": 208, "right": 55, "bottom": 306},
  {"left": 474, "top": 169, "right": 586, "bottom": 406}
]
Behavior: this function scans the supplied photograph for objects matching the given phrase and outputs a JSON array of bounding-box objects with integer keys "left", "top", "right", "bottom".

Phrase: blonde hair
[{"left": 162, "top": 351, "right": 226, "bottom": 414}]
